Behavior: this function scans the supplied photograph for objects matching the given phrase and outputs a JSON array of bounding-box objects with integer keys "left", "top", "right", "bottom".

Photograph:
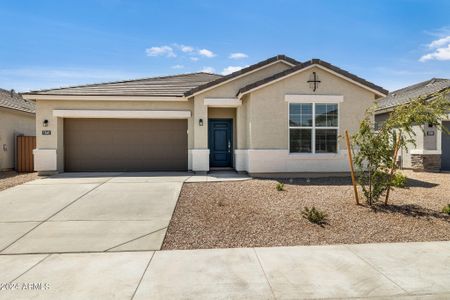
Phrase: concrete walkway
[
  {"left": 0, "top": 241, "right": 449, "bottom": 299},
  {"left": 0, "top": 172, "right": 250, "bottom": 254}
]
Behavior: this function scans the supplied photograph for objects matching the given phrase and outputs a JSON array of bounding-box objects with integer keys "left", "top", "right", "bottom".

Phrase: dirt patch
[
  {"left": 0, "top": 171, "right": 40, "bottom": 191},
  {"left": 163, "top": 171, "right": 450, "bottom": 250}
]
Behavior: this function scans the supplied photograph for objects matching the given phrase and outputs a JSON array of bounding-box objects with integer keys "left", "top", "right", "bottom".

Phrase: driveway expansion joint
[
  {"left": 105, "top": 227, "right": 168, "bottom": 252},
  {"left": 130, "top": 251, "right": 155, "bottom": 300},
  {"left": 253, "top": 248, "right": 277, "bottom": 300},
  {"left": 343, "top": 244, "right": 410, "bottom": 294},
  {"left": 8, "top": 253, "right": 51, "bottom": 283}
]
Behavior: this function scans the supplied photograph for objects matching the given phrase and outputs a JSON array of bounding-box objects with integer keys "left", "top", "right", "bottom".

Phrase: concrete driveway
[{"left": 0, "top": 172, "right": 191, "bottom": 254}]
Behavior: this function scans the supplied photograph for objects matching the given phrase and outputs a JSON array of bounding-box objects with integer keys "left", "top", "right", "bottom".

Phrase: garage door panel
[{"left": 64, "top": 119, "right": 188, "bottom": 171}]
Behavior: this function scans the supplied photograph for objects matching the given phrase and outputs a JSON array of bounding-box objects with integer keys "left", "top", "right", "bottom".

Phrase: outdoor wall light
[
  {"left": 43, "top": 119, "right": 49, "bottom": 127},
  {"left": 199, "top": 118, "right": 203, "bottom": 126}
]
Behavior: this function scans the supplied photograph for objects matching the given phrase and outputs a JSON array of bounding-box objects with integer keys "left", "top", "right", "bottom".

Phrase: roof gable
[
  {"left": 237, "top": 59, "right": 388, "bottom": 98},
  {"left": 183, "top": 55, "right": 300, "bottom": 97}
]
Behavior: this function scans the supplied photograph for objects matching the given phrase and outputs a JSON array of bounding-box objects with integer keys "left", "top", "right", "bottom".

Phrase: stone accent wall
[{"left": 411, "top": 154, "right": 441, "bottom": 172}]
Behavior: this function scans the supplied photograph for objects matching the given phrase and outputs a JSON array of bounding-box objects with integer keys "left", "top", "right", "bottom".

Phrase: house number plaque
[{"left": 42, "top": 130, "right": 52, "bottom": 135}]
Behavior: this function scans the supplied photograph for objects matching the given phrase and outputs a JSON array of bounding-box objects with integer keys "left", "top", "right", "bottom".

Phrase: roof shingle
[
  {"left": 0, "top": 89, "right": 35, "bottom": 114},
  {"left": 26, "top": 72, "right": 222, "bottom": 97},
  {"left": 376, "top": 78, "right": 450, "bottom": 111}
]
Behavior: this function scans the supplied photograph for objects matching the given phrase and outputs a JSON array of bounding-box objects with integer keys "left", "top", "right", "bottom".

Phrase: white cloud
[
  {"left": 145, "top": 46, "right": 176, "bottom": 58},
  {"left": 429, "top": 36, "right": 450, "bottom": 48},
  {"left": 229, "top": 52, "right": 248, "bottom": 60},
  {"left": 200, "top": 66, "right": 215, "bottom": 73},
  {"left": 190, "top": 57, "right": 199, "bottom": 62},
  {"left": 221, "top": 66, "right": 246, "bottom": 75},
  {"left": 420, "top": 35, "right": 450, "bottom": 62},
  {"left": 198, "top": 49, "right": 216, "bottom": 58},
  {"left": 171, "top": 65, "right": 184, "bottom": 69},
  {"left": 180, "top": 45, "right": 194, "bottom": 53}
]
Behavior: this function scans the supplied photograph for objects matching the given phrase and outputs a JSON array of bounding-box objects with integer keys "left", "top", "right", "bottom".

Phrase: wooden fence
[{"left": 16, "top": 136, "right": 36, "bottom": 173}]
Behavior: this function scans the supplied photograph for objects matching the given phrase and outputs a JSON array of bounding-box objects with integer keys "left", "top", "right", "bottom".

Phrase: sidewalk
[{"left": 0, "top": 241, "right": 449, "bottom": 299}]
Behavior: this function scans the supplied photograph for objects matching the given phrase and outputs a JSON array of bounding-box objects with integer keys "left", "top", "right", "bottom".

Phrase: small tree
[{"left": 351, "top": 91, "right": 449, "bottom": 206}]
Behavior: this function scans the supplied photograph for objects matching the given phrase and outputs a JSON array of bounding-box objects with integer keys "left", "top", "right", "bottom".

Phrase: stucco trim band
[
  {"left": 204, "top": 98, "right": 242, "bottom": 107},
  {"left": 410, "top": 149, "right": 442, "bottom": 155},
  {"left": 285, "top": 94, "right": 344, "bottom": 103},
  {"left": 234, "top": 149, "right": 350, "bottom": 173},
  {"left": 52, "top": 110, "right": 191, "bottom": 119}
]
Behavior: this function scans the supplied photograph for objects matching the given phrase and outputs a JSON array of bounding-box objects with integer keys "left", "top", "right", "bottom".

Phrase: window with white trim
[{"left": 289, "top": 103, "right": 338, "bottom": 153}]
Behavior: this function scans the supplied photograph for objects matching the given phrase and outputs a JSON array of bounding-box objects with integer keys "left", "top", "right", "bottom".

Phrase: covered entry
[{"left": 64, "top": 118, "right": 188, "bottom": 171}]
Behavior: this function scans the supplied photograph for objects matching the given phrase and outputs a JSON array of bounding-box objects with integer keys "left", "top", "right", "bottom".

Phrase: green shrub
[
  {"left": 276, "top": 182, "right": 285, "bottom": 191},
  {"left": 302, "top": 206, "right": 328, "bottom": 225},
  {"left": 442, "top": 204, "right": 450, "bottom": 215},
  {"left": 391, "top": 172, "right": 407, "bottom": 188}
]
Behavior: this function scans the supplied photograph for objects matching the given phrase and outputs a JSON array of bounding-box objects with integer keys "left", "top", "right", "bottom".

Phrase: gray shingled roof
[
  {"left": 0, "top": 89, "right": 35, "bottom": 114},
  {"left": 237, "top": 59, "right": 388, "bottom": 97},
  {"left": 376, "top": 78, "right": 450, "bottom": 111},
  {"left": 26, "top": 72, "right": 222, "bottom": 97}
]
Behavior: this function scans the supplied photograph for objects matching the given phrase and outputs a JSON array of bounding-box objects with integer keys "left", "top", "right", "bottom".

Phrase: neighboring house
[
  {"left": 0, "top": 89, "right": 36, "bottom": 171},
  {"left": 375, "top": 78, "right": 450, "bottom": 171},
  {"left": 23, "top": 55, "right": 387, "bottom": 175}
]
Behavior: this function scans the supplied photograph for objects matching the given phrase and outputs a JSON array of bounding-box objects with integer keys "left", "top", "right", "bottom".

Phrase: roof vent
[{"left": 10, "top": 89, "right": 15, "bottom": 97}]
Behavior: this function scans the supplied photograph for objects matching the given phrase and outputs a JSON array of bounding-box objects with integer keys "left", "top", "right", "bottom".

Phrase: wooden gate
[{"left": 16, "top": 136, "right": 36, "bottom": 172}]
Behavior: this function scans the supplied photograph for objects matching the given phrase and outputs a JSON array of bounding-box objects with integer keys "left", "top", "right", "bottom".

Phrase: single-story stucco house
[
  {"left": 0, "top": 89, "right": 36, "bottom": 171},
  {"left": 375, "top": 78, "right": 450, "bottom": 172},
  {"left": 23, "top": 55, "right": 388, "bottom": 175}
]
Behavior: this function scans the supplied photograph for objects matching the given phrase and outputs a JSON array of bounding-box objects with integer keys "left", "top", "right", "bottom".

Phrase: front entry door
[
  {"left": 208, "top": 119, "right": 233, "bottom": 167},
  {"left": 442, "top": 121, "right": 450, "bottom": 171}
]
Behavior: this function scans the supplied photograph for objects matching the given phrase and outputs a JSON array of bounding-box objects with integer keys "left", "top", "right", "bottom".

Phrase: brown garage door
[{"left": 64, "top": 118, "right": 187, "bottom": 171}]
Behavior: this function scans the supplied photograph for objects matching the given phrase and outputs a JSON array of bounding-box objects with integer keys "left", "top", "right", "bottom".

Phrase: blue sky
[{"left": 0, "top": 0, "right": 449, "bottom": 92}]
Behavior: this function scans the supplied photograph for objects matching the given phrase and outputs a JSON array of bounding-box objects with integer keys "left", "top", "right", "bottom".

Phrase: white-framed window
[{"left": 289, "top": 102, "right": 338, "bottom": 153}]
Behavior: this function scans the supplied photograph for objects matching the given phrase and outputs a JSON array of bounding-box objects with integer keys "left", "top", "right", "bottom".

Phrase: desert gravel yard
[
  {"left": 0, "top": 171, "right": 40, "bottom": 191},
  {"left": 163, "top": 170, "right": 450, "bottom": 250}
]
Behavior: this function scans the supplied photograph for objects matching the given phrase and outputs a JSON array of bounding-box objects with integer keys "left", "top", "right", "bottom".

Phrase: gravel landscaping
[
  {"left": 163, "top": 170, "right": 450, "bottom": 250},
  {"left": 0, "top": 171, "right": 40, "bottom": 191}
]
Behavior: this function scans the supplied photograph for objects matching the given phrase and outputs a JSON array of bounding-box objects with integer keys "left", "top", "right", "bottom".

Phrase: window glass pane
[
  {"left": 315, "top": 104, "right": 327, "bottom": 127},
  {"left": 315, "top": 129, "right": 337, "bottom": 153},
  {"left": 290, "top": 129, "right": 312, "bottom": 153},
  {"left": 326, "top": 104, "right": 338, "bottom": 127},
  {"left": 315, "top": 103, "right": 338, "bottom": 127},
  {"left": 289, "top": 103, "right": 301, "bottom": 114},
  {"left": 289, "top": 103, "right": 312, "bottom": 127},
  {"left": 301, "top": 104, "right": 313, "bottom": 126},
  {"left": 289, "top": 114, "right": 301, "bottom": 126}
]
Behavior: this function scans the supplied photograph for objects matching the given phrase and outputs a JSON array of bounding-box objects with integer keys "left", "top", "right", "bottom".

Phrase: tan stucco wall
[
  {"left": 35, "top": 100, "right": 193, "bottom": 171},
  {"left": 192, "top": 61, "right": 292, "bottom": 149},
  {"left": 0, "top": 108, "right": 35, "bottom": 170},
  {"left": 236, "top": 95, "right": 249, "bottom": 149},
  {"left": 247, "top": 66, "right": 377, "bottom": 150}
]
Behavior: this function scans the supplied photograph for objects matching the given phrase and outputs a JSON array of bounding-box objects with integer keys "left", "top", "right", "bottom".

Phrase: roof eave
[{"left": 22, "top": 94, "right": 187, "bottom": 101}]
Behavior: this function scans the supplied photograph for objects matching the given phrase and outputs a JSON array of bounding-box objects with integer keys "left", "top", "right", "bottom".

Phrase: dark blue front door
[{"left": 208, "top": 119, "right": 232, "bottom": 167}]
